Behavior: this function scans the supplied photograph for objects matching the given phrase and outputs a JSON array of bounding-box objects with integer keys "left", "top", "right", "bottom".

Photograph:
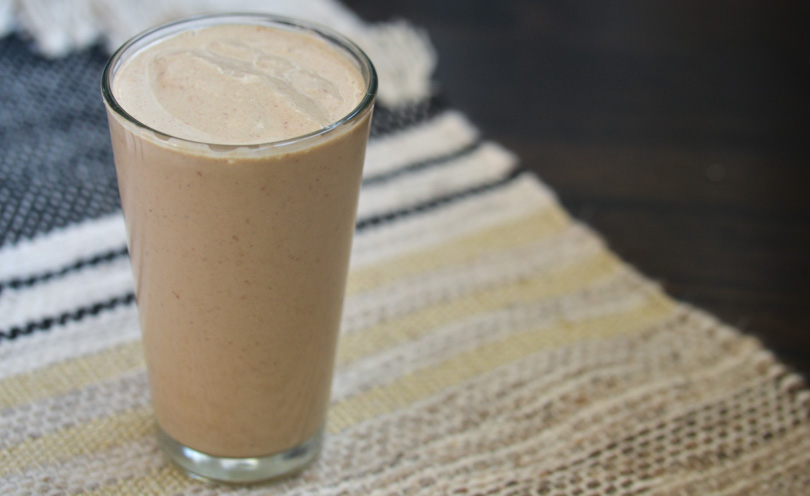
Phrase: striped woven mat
[{"left": 1, "top": 2, "right": 809, "bottom": 494}]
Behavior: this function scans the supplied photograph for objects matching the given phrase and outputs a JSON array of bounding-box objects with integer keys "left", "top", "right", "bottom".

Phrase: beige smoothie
[{"left": 104, "top": 19, "right": 373, "bottom": 462}]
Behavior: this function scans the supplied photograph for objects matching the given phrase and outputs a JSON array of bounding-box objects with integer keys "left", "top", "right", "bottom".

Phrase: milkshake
[{"left": 101, "top": 15, "right": 376, "bottom": 483}]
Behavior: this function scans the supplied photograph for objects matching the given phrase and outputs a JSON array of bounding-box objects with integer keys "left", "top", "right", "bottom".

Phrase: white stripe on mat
[
  {"left": 357, "top": 142, "right": 515, "bottom": 218},
  {"left": 0, "top": 257, "right": 133, "bottom": 332},
  {"left": 0, "top": 214, "right": 126, "bottom": 281},
  {"left": 363, "top": 111, "right": 478, "bottom": 177},
  {"left": 345, "top": 223, "right": 604, "bottom": 332},
  {"left": 0, "top": 304, "right": 139, "bottom": 379},
  {"left": 332, "top": 269, "right": 648, "bottom": 400},
  {"left": 352, "top": 174, "right": 556, "bottom": 267}
]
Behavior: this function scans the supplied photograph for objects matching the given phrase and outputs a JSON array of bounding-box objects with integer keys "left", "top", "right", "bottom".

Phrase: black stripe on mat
[
  {"left": 0, "top": 292, "right": 135, "bottom": 342},
  {"left": 369, "top": 95, "right": 448, "bottom": 138},
  {"left": 0, "top": 246, "right": 129, "bottom": 295},
  {"left": 356, "top": 167, "right": 526, "bottom": 231},
  {"left": 0, "top": 168, "right": 526, "bottom": 338},
  {"left": 362, "top": 140, "right": 483, "bottom": 187}
]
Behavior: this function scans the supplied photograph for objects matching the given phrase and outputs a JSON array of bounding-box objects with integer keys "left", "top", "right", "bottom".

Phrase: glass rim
[{"left": 101, "top": 13, "right": 378, "bottom": 149}]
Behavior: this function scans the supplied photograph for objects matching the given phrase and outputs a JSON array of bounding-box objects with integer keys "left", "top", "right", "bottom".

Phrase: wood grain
[{"left": 345, "top": 0, "right": 810, "bottom": 375}]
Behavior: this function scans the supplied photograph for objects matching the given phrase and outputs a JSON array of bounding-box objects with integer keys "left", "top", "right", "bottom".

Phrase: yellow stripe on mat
[
  {"left": 0, "top": 407, "right": 153, "bottom": 478},
  {"left": 0, "top": 341, "right": 144, "bottom": 410},
  {"left": 338, "top": 250, "right": 621, "bottom": 365},
  {"left": 347, "top": 207, "right": 570, "bottom": 295},
  {"left": 329, "top": 293, "right": 675, "bottom": 433}
]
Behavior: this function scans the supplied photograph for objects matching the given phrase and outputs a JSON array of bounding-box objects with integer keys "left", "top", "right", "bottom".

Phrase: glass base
[{"left": 157, "top": 425, "right": 323, "bottom": 484}]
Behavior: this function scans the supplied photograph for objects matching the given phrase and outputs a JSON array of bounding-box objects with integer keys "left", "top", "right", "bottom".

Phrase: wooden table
[{"left": 345, "top": 0, "right": 810, "bottom": 376}]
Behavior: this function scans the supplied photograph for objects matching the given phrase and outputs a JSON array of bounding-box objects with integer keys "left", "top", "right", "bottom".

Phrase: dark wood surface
[{"left": 345, "top": 0, "right": 810, "bottom": 376}]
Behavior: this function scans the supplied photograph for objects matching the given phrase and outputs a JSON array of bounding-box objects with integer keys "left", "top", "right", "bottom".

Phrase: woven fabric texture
[{"left": 1, "top": 5, "right": 809, "bottom": 496}]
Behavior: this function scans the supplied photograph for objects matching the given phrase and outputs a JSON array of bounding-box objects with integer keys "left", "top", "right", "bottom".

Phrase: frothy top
[{"left": 112, "top": 24, "right": 366, "bottom": 145}]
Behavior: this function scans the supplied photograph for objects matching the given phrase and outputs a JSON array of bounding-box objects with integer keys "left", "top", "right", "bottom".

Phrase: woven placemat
[{"left": 1, "top": 2, "right": 809, "bottom": 495}]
